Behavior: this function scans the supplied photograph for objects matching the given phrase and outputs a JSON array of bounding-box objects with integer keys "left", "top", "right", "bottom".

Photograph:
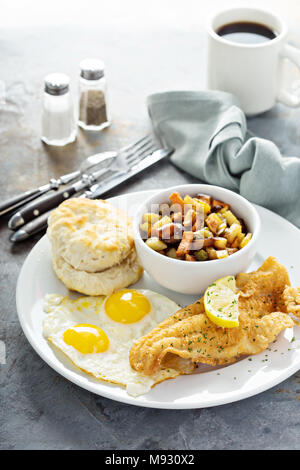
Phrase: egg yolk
[
  {"left": 105, "top": 289, "right": 151, "bottom": 324},
  {"left": 63, "top": 324, "right": 109, "bottom": 354}
]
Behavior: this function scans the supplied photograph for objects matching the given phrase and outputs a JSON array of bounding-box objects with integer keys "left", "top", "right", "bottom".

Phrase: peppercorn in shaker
[
  {"left": 41, "top": 73, "right": 76, "bottom": 146},
  {"left": 78, "top": 58, "right": 110, "bottom": 131}
]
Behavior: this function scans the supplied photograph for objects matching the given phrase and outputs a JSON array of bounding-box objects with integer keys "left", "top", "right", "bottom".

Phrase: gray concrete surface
[{"left": 1, "top": 0, "right": 300, "bottom": 450}]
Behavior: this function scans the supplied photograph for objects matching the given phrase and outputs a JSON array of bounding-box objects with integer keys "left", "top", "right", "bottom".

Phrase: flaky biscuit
[
  {"left": 47, "top": 198, "right": 134, "bottom": 272},
  {"left": 51, "top": 249, "right": 143, "bottom": 296}
]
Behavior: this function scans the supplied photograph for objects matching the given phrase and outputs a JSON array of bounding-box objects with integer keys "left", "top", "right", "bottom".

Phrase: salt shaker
[
  {"left": 41, "top": 73, "right": 76, "bottom": 146},
  {"left": 78, "top": 58, "right": 110, "bottom": 131}
]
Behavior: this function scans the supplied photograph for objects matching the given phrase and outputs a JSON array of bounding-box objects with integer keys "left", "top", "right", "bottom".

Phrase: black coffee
[{"left": 216, "top": 21, "right": 277, "bottom": 44}]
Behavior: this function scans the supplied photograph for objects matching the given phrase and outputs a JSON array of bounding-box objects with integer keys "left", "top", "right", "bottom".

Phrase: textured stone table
[{"left": 1, "top": 0, "right": 300, "bottom": 450}]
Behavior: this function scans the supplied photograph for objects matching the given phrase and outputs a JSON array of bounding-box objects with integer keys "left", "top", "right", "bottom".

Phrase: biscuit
[
  {"left": 51, "top": 249, "right": 143, "bottom": 296},
  {"left": 47, "top": 198, "right": 134, "bottom": 272}
]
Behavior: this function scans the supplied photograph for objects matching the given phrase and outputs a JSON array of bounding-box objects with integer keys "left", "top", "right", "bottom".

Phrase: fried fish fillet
[
  {"left": 130, "top": 257, "right": 296, "bottom": 376},
  {"left": 283, "top": 286, "right": 300, "bottom": 318}
]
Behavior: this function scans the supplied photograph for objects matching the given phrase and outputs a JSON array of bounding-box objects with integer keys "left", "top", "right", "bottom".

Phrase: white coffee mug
[{"left": 206, "top": 6, "right": 300, "bottom": 115}]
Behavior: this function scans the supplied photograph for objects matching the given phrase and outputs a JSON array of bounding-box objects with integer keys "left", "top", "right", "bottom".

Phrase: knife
[
  {"left": 8, "top": 155, "right": 117, "bottom": 230},
  {"left": 10, "top": 148, "right": 172, "bottom": 242}
]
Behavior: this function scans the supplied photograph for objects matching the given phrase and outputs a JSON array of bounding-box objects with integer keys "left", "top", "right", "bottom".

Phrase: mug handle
[{"left": 277, "top": 44, "right": 300, "bottom": 107}]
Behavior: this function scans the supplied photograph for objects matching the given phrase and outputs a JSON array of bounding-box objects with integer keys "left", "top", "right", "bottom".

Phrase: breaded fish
[
  {"left": 130, "top": 257, "right": 296, "bottom": 376},
  {"left": 283, "top": 286, "right": 300, "bottom": 318}
]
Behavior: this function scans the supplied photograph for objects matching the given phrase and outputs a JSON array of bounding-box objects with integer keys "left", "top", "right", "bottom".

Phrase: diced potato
[
  {"left": 230, "top": 237, "right": 240, "bottom": 249},
  {"left": 139, "top": 222, "right": 150, "bottom": 237},
  {"left": 142, "top": 213, "right": 160, "bottom": 224},
  {"left": 218, "top": 214, "right": 227, "bottom": 223},
  {"left": 192, "top": 210, "right": 204, "bottom": 231},
  {"left": 237, "top": 232, "right": 245, "bottom": 243},
  {"left": 240, "top": 233, "right": 252, "bottom": 248},
  {"left": 152, "top": 215, "right": 172, "bottom": 229},
  {"left": 203, "top": 238, "right": 214, "bottom": 247},
  {"left": 145, "top": 237, "right": 168, "bottom": 251},
  {"left": 206, "top": 247, "right": 218, "bottom": 260},
  {"left": 185, "top": 254, "right": 196, "bottom": 262},
  {"left": 156, "top": 222, "right": 183, "bottom": 243},
  {"left": 176, "top": 231, "right": 193, "bottom": 257},
  {"left": 223, "top": 210, "right": 240, "bottom": 227},
  {"left": 196, "top": 193, "right": 212, "bottom": 205},
  {"left": 183, "top": 209, "right": 195, "bottom": 228},
  {"left": 191, "top": 237, "right": 204, "bottom": 250},
  {"left": 211, "top": 199, "right": 229, "bottom": 212},
  {"left": 216, "top": 222, "right": 227, "bottom": 236},
  {"left": 224, "top": 223, "right": 242, "bottom": 244},
  {"left": 213, "top": 237, "right": 227, "bottom": 249},
  {"left": 184, "top": 195, "right": 211, "bottom": 214},
  {"left": 216, "top": 249, "right": 229, "bottom": 259},
  {"left": 183, "top": 194, "right": 196, "bottom": 208},
  {"left": 205, "top": 213, "right": 223, "bottom": 234},
  {"left": 194, "top": 228, "right": 213, "bottom": 239},
  {"left": 192, "top": 221, "right": 203, "bottom": 232},
  {"left": 219, "top": 207, "right": 228, "bottom": 214},
  {"left": 159, "top": 203, "right": 171, "bottom": 218},
  {"left": 173, "top": 211, "right": 183, "bottom": 223},
  {"left": 192, "top": 236, "right": 213, "bottom": 250},
  {"left": 195, "top": 249, "right": 208, "bottom": 261},
  {"left": 194, "top": 199, "right": 211, "bottom": 214},
  {"left": 227, "top": 247, "right": 238, "bottom": 256},
  {"left": 169, "top": 192, "right": 184, "bottom": 208},
  {"left": 166, "top": 248, "right": 178, "bottom": 259}
]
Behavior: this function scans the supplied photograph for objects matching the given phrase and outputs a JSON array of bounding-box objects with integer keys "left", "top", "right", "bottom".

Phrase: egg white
[{"left": 43, "top": 290, "right": 182, "bottom": 396}]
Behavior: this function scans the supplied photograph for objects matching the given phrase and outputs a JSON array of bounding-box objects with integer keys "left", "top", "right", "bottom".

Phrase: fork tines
[
  {"left": 121, "top": 134, "right": 152, "bottom": 153},
  {"left": 123, "top": 138, "right": 158, "bottom": 167}
]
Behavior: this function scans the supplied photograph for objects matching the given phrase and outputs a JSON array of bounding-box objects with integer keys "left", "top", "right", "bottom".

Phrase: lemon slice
[{"left": 204, "top": 275, "right": 239, "bottom": 328}]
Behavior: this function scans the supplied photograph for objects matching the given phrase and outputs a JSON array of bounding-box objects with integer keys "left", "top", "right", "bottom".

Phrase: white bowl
[{"left": 133, "top": 184, "right": 261, "bottom": 295}]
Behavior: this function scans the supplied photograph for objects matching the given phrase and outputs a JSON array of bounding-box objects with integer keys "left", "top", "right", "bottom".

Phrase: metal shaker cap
[
  {"left": 80, "top": 58, "right": 105, "bottom": 80},
  {"left": 44, "top": 73, "right": 70, "bottom": 96}
]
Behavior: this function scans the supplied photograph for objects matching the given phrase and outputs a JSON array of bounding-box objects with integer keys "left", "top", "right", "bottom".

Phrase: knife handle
[
  {"left": 0, "top": 188, "right": 47, "bottom": 216},
  {"left": 10, "top": 210, "right": 53, "bottom": 242},
  {"left": 25, "top": 210, "right": 52, "bottom": 235},
  {"left": 9, "top": 186, "right": 78, "bottom": 229}
]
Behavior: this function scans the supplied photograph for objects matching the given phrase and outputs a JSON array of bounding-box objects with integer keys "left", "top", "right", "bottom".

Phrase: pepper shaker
[
  {"left": 78, "top": 58, "right": 110, "bottom": 131},
  {"left": 41, "top": 73, "right": 76, "bottom": 146}
]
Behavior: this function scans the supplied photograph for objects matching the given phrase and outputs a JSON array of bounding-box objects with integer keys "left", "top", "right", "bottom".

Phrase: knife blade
[
  {"left": 10, "top": 148, "right": 173, "bottom": 242},
  {"left": 86, "top": 148, "right": 172, "bottom": 199}
]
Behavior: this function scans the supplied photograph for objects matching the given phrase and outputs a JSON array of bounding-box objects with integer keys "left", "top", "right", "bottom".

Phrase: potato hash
[{"left": 139, "top": 192, "right": 252, "bottom": 261}]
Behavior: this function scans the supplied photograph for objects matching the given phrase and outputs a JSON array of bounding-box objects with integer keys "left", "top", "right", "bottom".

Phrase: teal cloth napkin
[{"left": 147, "top": 90, "right": 300, "bottom": 228}]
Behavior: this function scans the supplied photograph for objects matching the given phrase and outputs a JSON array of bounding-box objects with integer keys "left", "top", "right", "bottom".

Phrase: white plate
[{"left": 16, "top": 189, "right": 300, "bottom": 409}]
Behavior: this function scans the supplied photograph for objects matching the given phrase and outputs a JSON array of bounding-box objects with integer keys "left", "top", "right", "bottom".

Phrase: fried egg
[{"left": 43, "top": 289, "right": 190, "bottom": 396}]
